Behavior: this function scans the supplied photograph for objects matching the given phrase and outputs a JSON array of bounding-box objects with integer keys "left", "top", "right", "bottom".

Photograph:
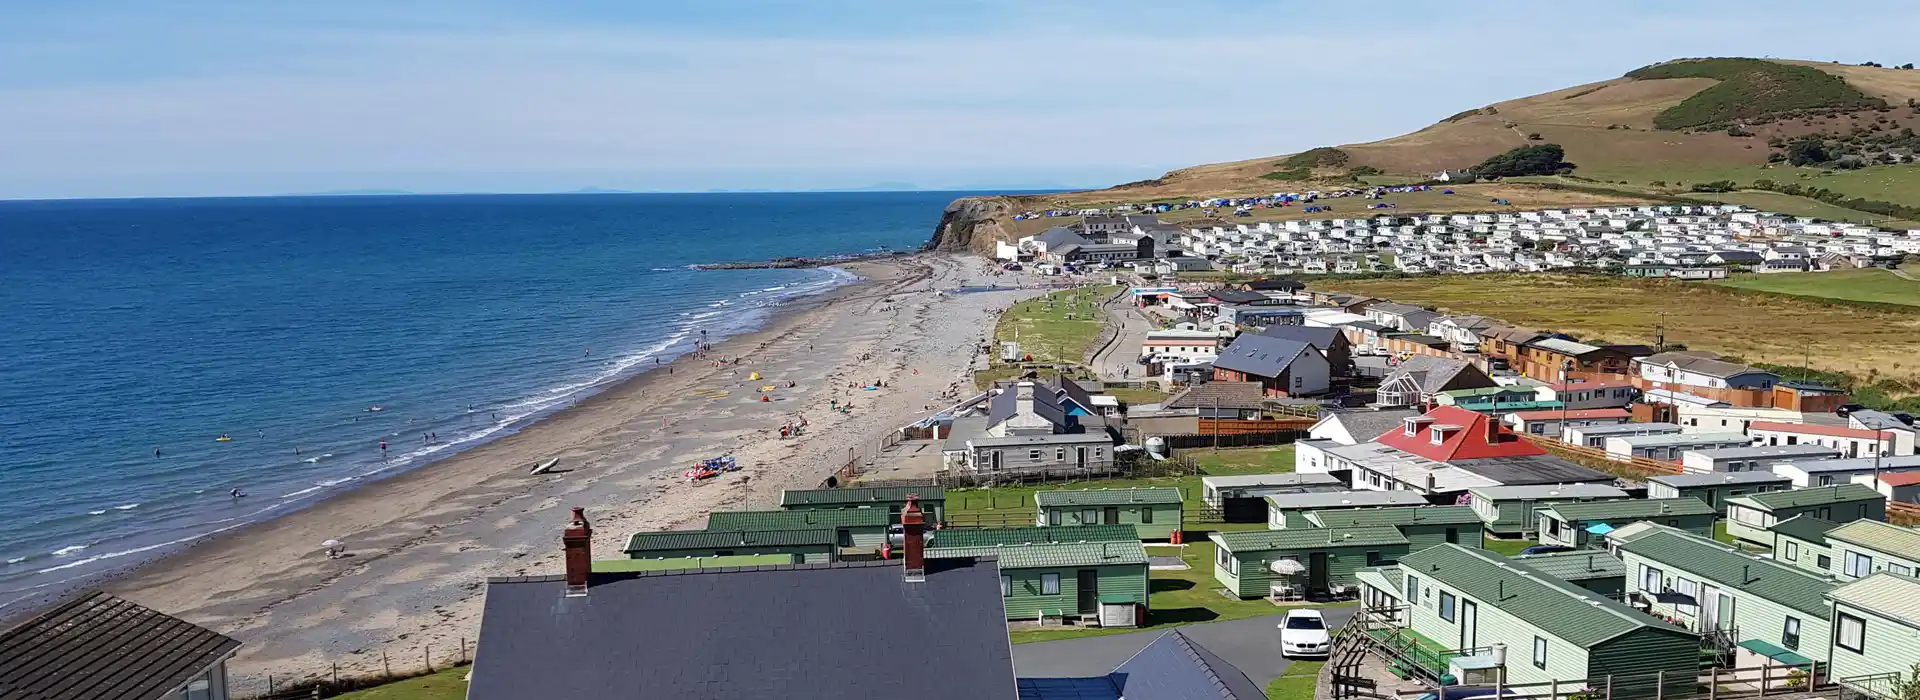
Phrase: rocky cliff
[{"left": 924, "top": 196, "right": 1016, "bottom": 256}]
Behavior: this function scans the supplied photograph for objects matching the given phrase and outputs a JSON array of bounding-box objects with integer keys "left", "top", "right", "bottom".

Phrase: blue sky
[{"left": 3, "top": 1, "right": 1917, "bottom": 199}]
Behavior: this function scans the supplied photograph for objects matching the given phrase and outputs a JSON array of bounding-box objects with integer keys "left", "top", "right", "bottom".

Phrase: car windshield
[{"left": 1285, "top": 616, "right": 1325, "bottom": 630}]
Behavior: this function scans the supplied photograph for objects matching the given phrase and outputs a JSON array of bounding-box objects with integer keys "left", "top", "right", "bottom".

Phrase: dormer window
[{"left": 1431, "top": 428, "right": 1446, "bottom": 445}]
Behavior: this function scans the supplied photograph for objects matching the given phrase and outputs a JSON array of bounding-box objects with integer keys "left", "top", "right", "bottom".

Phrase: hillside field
[
  {"left": 1324, "top": 274, "right": 1920, "bottom": 384},
  {"left": 1711, "top": 269, "right": 1920, "bottom": 307}
]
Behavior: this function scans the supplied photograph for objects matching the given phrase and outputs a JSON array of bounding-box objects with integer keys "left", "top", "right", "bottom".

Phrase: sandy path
[{"left": 103, "top": 253, "right": 1051, "bottom": 691}]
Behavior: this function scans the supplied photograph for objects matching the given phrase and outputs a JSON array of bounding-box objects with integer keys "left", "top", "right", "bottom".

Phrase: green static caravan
[
  {"left": 1616, "top": 526, "right": 1836, "bottom": 664},
  {"left": 1824, "top": 519, "right": 1920, "bottom": 581},
  {"left": 1767, "top": 515, "right": 1840, "bottom": 576},
  {"left": 1382, "top": 545, "right": 1700, "bottom": 700},
  {"left": 1466, "top": 483, "right": 1629, "bottom": 537},
  {"left": 1513, "top": 550, "right": 1629, "bottom": 598},
  {"left": 704, "top": 508, "right": 893, "bottom": 551},
  {"left": 591, "top": 554, "right": 793, "bottom": 573},
  {"left": 1535, "top": 498, "right": 1716, "bottom": 549},
  {"left": 1305, "top": 505, "right": 1485, "bottom": 552},
  {"left": 778, "top": 485, "right": 946, "bottom": 524},
  {"left": 1034, "top": 487, "right": 1182, "bottom": 540},
  {"left": 928, "top": 540, "right": 1149, "bottom": 626},
  {"left": 1265, "top": 490, "right": 1430, "bottom": 530},
  {"left": 929, "top": 524, "right": 1138, "bottom": 549},
  {"left": 1645, "top": 471, "right": 1792, "bottom": 516},
  {"left": 621, "top": 529, "right": 838, "bottom": 564},
  {"left": 1209, "top": 527, "right": 1410, "bottom": 599},
  {"left": 1724, "top": 484, "right": 1887, "bottom": 549},
  {"left": 1826, "top": 573, "right": 1920, "bottom": 700}
]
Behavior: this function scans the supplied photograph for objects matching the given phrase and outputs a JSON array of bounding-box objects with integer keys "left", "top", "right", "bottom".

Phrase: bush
[
  {"left": 1526, "top": 132, "right": 1543, "bottom": 140},
  {"left": 1349, "top": 165, "right": 1383, "bottom": 177},
  {"left": 1626, "top": 58, "right": 1886, "bottom": 129},
  {"left": 1787, "top": 138, "right": 1831, "bottom": 166},
  {"left": 1690, "top": 180, "right": 1739, "bottom": 193},
  {"left": 1727, "top": 124, "right": 1753, "bottom": 137},
  {"left": 1473, "top": 144, "right": 1575, "bottom": 178}
]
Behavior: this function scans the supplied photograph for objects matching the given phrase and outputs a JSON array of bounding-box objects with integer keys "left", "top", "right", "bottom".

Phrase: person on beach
[
  {"left": 153, "top": 447, "right": 161, "bottom": 457},
  {"left": 230, "top": 487, "right": 245, "bottom": 499}
]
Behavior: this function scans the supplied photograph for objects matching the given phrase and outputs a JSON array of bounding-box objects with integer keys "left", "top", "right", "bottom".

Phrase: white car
[{"left": 1278, "top": 609, "right": 1331, "bottom": 658}]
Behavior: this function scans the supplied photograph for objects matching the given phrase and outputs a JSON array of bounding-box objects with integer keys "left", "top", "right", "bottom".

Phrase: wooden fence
[
  {"left": 1522, "top": 434, "right": 1683, "bottom": 480},
  {"left": 1151, "top": 428, "right": 1305, "bottom": 449}
]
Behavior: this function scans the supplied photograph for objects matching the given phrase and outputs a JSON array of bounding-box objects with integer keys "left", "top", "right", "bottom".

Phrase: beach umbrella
[{"left": 321, "top": 539, "right": 343, "bottom": 549}]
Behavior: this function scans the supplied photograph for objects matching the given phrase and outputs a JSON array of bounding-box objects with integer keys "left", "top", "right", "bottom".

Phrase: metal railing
[{"left": 1837, "top": 672, "right": 1903, "bottom": 700}]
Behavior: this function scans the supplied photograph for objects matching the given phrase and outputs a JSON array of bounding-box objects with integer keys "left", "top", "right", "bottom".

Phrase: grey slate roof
[
  {"left": 1035, "top": 226, "right": 1091, "bottom": 249},
  {"left": 469, "top": 559, "right": 1017, "bottom": 700},
  {"left": 1451, "top": 455, "right": 1614, "bottom": 487},
  {"left": 1257, "top": 324, "right": 1345, "bottom": 349},
  {"left": 1163, "top": 382, "right": 1267, "bottom": 410},
  {"left": 0, "top": 591, "right": 240, "bottom": 700},
  {"left": 988, "top": 383, "right": 1073, "bottom": 431},
  {"left": 1637, "top": 351, "right": 1771, "bottom": 380},
  {"left": 1384, "top": 355, "right": 1489, "bottom": 394},
  {"left": 1111, "top": 629, "right": 1265, "bottom": 700},
  {"left": 1210, "top": 334, "right": 1313, "bottom": 379},
  {"left": 1319, "top": 407, "right": 1422, "bottom": 443}
]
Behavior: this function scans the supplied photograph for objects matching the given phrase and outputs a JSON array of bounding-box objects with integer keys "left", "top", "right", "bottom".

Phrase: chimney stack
[
  {"left": 902, "top": 494, "right": 926, "bottom": 583},
  {"left": 1484, "top": 414, "right": 1501, "bottom": 445},
  {"left": 563, "top": 507, "right": 593, "bottom": 597}
]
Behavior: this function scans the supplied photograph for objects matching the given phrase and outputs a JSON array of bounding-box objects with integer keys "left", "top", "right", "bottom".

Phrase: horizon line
[{"left": 0, "top": 186, "right": 1093, "bottom": 204}]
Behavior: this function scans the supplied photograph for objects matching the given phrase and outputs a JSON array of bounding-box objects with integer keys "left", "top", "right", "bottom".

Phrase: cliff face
[{"left": 925, "top": 196, "right": 1015, "bottom": 256}]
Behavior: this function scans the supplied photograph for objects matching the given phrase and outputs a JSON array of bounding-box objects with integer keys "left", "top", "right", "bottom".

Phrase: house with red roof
[
  {"left": 1852, "top": 470, "right": 1920, "bottom": 504},
  {"left": 1747, "top": 421, "right": 1915, "bottom": 459},
  {"left": 1320, "top": 406, "right": 1613, "bottom": 496},
  {"left": 1504, "top": 407, "right": 1632, "bottom": 438}
]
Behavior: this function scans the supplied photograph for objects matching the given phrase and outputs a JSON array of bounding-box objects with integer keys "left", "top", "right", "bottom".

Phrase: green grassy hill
[{"left": 1627, "top": 58, "right": 1886, "bottom": 129}]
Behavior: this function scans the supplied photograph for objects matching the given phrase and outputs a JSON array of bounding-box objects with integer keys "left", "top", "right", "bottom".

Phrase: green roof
[
  {"left": 591, "top": 554, "right": 792, "bottom": 572},
  {"left": 927, "top": 540, "right": 1148, "bottom": 569},
  {"left": 1034, "top": 487, "right": 1183, "bottom": 507},
  {"left": 1826, "top": 573, "right": 1920, "bottom": 629},
  {"left": 622, "top": 528, "right": 836, "bottom": 552},
  {"left": 704, "top": 508, "right": 892, "bottom": 531},
  {"left": 780, "top": 485, "right": 944, "bottom": 507},
  {"left": 1357, "top": 566, "right": 1405, "bottom": 596},
  {"left": 1399, "top": 544, "right": 1681, "bottom": 647},
  {"left": 931, "top": 525, "right": 1138, "bottom": 549},
  {"left": 1209, "top": 527, "right": 1408, "bottom": 553},
  {"left": 1727, "top": 484, "right": 1883, "bottom": 511},
  {"left": 1307, "top": 506, "right": 1482, "bottom": 528},
  {"left": 1767, "top": 515, "right": 1840, "bottom": 546},
  {"left": 1515, "top": 550, "right": 1628, "bottom": 582},
  {"left": 1826, "top": 520, "right": 1920, "bottom": 560},
  {"left": 1540, "top": 498, "right": 1714, "bottom": 522},
  {"left": 1618, "top": 530, "right": 1835, "bottom": 616}
]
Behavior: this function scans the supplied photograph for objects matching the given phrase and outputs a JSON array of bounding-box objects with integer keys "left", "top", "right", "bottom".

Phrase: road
[
  {"left": 1088, "top": 291, "right": 1156, "bottom": 382},
  {"left": 1013, "top": 606, "right": 1358, "bottom": 687}
]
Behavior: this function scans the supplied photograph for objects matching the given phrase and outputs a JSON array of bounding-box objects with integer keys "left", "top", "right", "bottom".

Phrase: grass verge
[
  {"left": 1265, "top": 660, "right": 1325, "bottom": 700},
  {"left": 330, "top": 666, "right": 468, "bottom": 700},
  {"left": 1712, "top": 269, "right": 1920, "bottom": 308}
]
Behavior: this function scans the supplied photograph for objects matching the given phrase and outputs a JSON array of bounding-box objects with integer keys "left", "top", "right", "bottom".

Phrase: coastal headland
[{"left": 101, "top": 253, "right": 1050, "bottom": 691}]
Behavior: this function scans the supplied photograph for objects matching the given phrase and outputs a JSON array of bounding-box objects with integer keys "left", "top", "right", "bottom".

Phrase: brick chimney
[
  {"left": 1484, "top": 414, "right": 1501, "bottom": 445},
  {"left": 902, "top": 494, "right": 926, "bottom": 583},
  {"left": 563, "top": 507, "right": 592, "bottom": 597}
]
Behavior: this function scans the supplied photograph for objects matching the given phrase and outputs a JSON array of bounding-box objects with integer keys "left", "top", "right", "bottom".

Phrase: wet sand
[{"left": 102, "top": 253, "right": 1051, "bottom": 690}]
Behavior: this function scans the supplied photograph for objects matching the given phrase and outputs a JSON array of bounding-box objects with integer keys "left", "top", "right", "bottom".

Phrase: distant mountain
[
  {"left": 565, "top": 187, "right": 636, "bottom": 194},
  {"left": 288, "top": 188, "right": 417, "bottom": 197}
]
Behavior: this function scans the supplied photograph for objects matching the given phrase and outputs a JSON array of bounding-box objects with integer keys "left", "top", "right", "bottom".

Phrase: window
[
  {"left": 1001, "top": 575, "right": 1011, "bottom": 597},
  {"left": 1081, "top": 508, "right": 1097, "bottom": 524},
  {"left": 1439, "top": 592, "right": 1457, "bottom": 622},
  {"left": 1406, "top": 575, "right": 1420, "bottom": 603},
  {"left": 184, "top": 680, "right": 211, "bottom": 700},
  {"left": 1431, "top": 429, "right": 1445, "bottom": 446},
  {"left": 1141, "top": 507, "right": 1154, "bottom": 524},
  {"left": 1445, "top": 528, "right": 1459, "bottom": 545},
  {"left": 1782, "top": 616, "right": 1801, "bottom": 650},
  {"left": 1041, "top": 573, "right": 1060, "bottom": 595},
  {"left": 1674, "top": 577, "right": 1698, "bottom": 616},
  {"left": 1048, "top": 509, "right": 1062, "bottom": 526},
  {"left": 1846, "top": 551, "right": 1875, "bottom": 578},
  {"left": 1640, "top": 565, "right": 1664, "bottom": 592},
  {"left": 1784, "top": 541, "right": 1799, "bottom": 561},
  {"left": 1029, "top": 449, "right": 1042, "bottom": 460},
  {"left": 1891, "top": 563, "right": 1913, "bottom": 576},
  {"left": 1818, "top": 554, "right": 1833, "bottom": 570},
  {"left": 1819, "top": 507, "right": 1832, "bottom": 519},
  {"left": 1836, "top": 613, "right": 1866, "bottom": 654},
  {"left": 1532, "top": 637, "right": 1547, "bottom": 669},
  {"left": 1055, "top": 447, "right": 1065, "bottom": 461},
  {"left": 1367, "top": 550, "right": 1383, "bottom": 566}
]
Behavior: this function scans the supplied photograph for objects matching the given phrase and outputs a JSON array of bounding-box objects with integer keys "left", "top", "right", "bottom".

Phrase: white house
[
  {"left": 1747, "top": 421, "right": 1914, "bottom": 459},
  {"left": 1773, "top": 455, "right": 1920, "bottom": 488}
]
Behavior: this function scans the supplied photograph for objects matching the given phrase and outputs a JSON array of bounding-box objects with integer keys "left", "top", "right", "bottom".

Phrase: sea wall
[{"left": 925, "top": 196, "right": 1015, "bottom": 256}]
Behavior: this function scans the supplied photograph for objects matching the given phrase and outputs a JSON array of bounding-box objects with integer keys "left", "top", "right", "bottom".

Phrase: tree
[
  {"left": 1892, "top": 663, "right": 1920, "bottom": 700},
  {"left": 1788, "top": 138, "right": 1830, "bottom": 166},
  {"left": 1473, "top": 144, "right": 1575, "bottom": 178}
]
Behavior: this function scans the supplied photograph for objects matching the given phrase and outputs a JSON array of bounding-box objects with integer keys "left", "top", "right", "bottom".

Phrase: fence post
[
  {"left": 461, "top": 637, "right": 468, "bottom": 664},
  {"left": 1759, "top": 664, "right": 1768, "bottom": 697},
  {"left": 332, "top": 662, "right": 339, "bottom": 685},
  {"left": 1551, "top": 680, "right": 1559, "bottom": 700},
  {"left": 383, "top": 649, "right": 391, "bottom": 677},
  {"left": 268, "top": 676, "right": 275, "bottom": 694},
  {"left": 426, "top": 644, "right": 433, "bottom": 672}
]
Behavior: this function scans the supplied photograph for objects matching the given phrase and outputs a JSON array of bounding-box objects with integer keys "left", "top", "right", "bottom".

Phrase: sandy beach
[{"left": 102, "top": 253, "right": 1051, "bottom": 690}]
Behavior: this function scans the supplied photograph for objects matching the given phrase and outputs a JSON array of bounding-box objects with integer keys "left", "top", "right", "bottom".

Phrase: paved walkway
[
  {"left": 1089, "top": 293, "right": 1156, "bottom": 382},
  {"left": 1013, "top": 606, "right": 1358, "bottom": 687}
]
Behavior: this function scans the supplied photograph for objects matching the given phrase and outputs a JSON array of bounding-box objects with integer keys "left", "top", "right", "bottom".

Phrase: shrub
[
  {"left": 1526, "top": 132, "right": 1544, "bottom": 140},
  {"left": 1787, "top": 138, "right": 1831, "bottom": 166},
  {"left": 1690, "top": 180, "right": 1739, "bottom": 193},
  {"left": 1626, "top": 58, "right": 1886, "bottom": 129},
  {"left": 1473, "top": 144, "right": 1575, "bottom": 178},
  {"left": 1727, "top": 124, "right": 1753, "bottom": 137},
  {"left": 1348, "top": 165, "right": 1383, "bottom": 177}
]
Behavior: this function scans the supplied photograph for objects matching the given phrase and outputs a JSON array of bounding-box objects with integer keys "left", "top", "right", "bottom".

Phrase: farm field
[
  {"left": 1327, "top": 274, "right": 1920, "bottom": 384},
  {"left": 1712, "top": 269, "right": 1920, "bottom": 307}
]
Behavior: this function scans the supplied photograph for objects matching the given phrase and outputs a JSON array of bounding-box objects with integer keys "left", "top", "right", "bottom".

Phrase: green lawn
[
  {"left": 946, "top": 447, "right": 1297, "bottom": 523},
  {"left": 1712, "top": 269, "right": 1920, "bottom": 307},
  {"left": 1106, "top": 386, "right": 1171, "bottom": 406},
  {"left": 330, "top": 667, "right": 468, "bottom": 700},
  {"left": 1713, "top": 520, "right": 1734, "bottom": 545},
  {"left": 1482, "top": 537, "right": 1541, "bottom": 557},
  {"left": 1265, "top": 660, "right": 1324, "bottom": 700},
  {"left": 992, "top": 286, "right": 1121, "bottom": 365},
  {"left": 1188, "top": 446, "right": 1297, "bottom": 475}
]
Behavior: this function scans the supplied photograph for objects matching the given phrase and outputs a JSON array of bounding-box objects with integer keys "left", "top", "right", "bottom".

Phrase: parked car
[
  {"left": 1278, "top": 609, "right": 1331, "bottom": 658},
  {"left": 1519, "top": 544, "right": 1575, "bottom": 555},
  {"left": 1835, "top": 403, "right": 1866, "bottom": 417}
]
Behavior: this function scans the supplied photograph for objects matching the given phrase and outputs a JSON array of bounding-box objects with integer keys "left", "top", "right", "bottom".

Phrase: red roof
[
  {"left": 1871, "top": 472, "right": 1920, "bottom": 486},
  {"left": 1373, "top": 405, "right": 1547, "bottom": 462},
  {"left": 1509, "top": 408, "right": 1631, "bottom": 422},
  {"left": 1747, "top": 421, "right": 1890, "bottom": 440}
]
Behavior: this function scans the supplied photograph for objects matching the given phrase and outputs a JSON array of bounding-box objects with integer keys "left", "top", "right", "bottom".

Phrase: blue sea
[{"left": 0, "top": 191, "right": 966, "bottom": 608}]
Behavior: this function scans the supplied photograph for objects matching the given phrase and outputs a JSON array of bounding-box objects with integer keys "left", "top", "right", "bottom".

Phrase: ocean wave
[
  {"left": 113, "top": 503, "right": 139, "bottom": 511},
  {"left": 88, "top": 510, "right": 106, "bottom": 516},
  {"left": 51, "top": 545, "right": 87, "bottom": 557},
  {"left": 4, "top": 557, "right": 24, "bottom": 565}
]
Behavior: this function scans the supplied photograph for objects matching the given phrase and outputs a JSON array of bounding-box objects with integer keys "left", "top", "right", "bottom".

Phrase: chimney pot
[
  {"left": 562, "top": 507, "right": 593, "bottom": 596},
  {"left": 902, "top": 494, "right": 926, "bottom": 583}
]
